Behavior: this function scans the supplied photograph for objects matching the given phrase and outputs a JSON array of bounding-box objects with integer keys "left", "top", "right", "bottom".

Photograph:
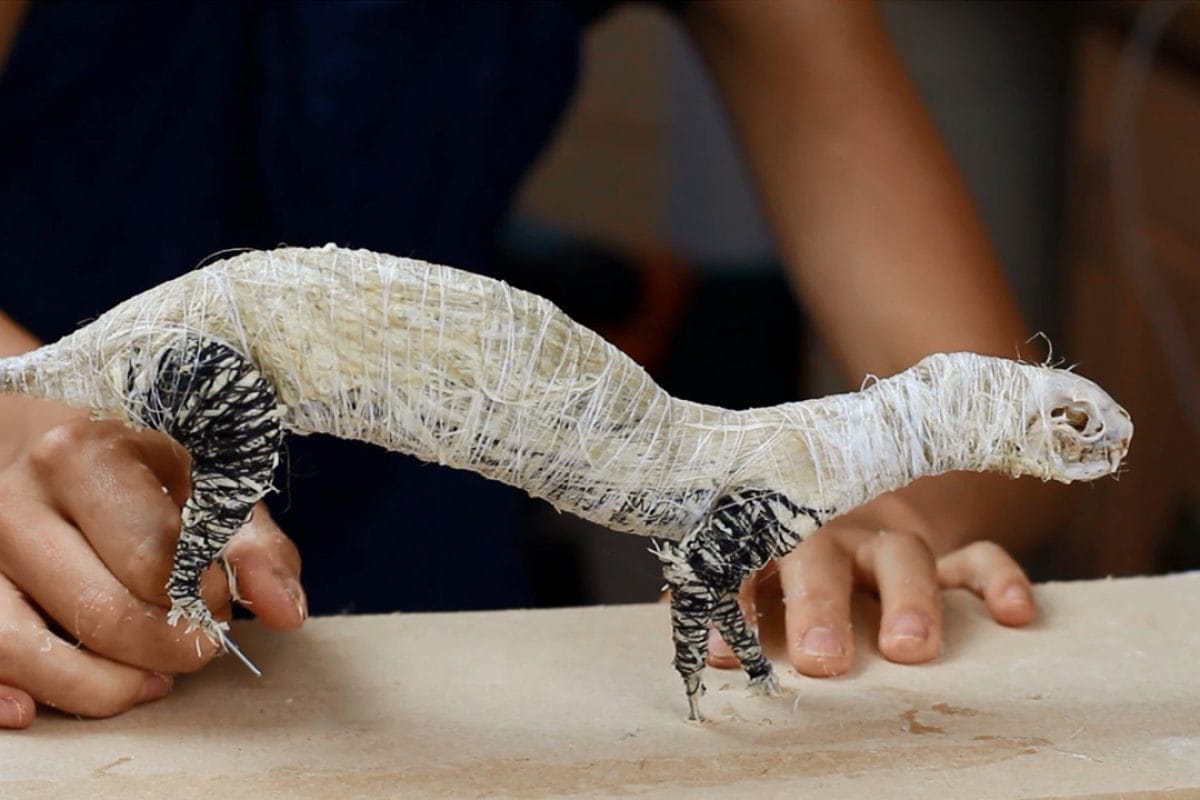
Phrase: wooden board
[{"left": 3, "top": 573, "right": 1199, "bottom": 799}]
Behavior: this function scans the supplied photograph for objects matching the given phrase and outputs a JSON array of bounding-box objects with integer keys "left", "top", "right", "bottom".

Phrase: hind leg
[
  {"left": 165, "top": 462, "right": 276, "bottom": 674},
  {"left": 165, "top": 463, "right": 274, "bottom": 637},
  {"left": 132, "top": 336, "right": 284, "bottom": 647},
  {"left": 656, "top": 489, "right": 817, "bottom": 718},
  {"left": 664, "top": 563, "right": 718, "bottom": 721}
]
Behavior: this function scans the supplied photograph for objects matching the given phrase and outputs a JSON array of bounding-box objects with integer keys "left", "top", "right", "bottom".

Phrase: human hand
[
  {"left": 0, "top": 402, "right": 305, "bottom": 729},
  {"left": 707, "top": 492, "right": 1036, "bottom": 676}
]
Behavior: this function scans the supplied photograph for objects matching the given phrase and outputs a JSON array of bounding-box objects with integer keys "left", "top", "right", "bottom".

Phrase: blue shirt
[{"left": 0, "top": 1, "right": 616, "bottom": 612}]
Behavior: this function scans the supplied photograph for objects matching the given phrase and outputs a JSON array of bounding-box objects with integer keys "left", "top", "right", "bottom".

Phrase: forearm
[
  {"left": 683, "top": 1, "right": 1060, "bottom": 553},
  {"left": 1, "top": 0, "right": 28, "bottom": 76},
  {"left": 683, "top": 0, "right": 1029, "bottom": 376}
]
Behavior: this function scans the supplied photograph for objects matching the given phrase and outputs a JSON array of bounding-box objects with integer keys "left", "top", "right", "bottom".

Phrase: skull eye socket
[{"left": 1051, "top": 405, "right": 1091, "bottom": 433}]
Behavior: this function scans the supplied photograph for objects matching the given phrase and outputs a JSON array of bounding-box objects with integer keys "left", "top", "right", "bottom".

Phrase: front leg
[
  {"left": 659, "top": 556, "right": 777, "bottom": 721},
  {"left": 131, "top": 336, "right": 285, "bottom": 650},
  {"left": 657, "top": 489, "right": 821, "bottom": 719}
]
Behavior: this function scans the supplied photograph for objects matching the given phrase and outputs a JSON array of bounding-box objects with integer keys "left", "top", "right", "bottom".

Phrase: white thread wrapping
[{"left": 0, "top": 246, "right": 1131, "bottom": 537}]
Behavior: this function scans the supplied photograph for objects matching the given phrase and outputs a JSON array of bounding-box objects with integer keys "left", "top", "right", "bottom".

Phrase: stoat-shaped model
[{"left": 0, "top": 246, "right": 1132, "bottom": 720}]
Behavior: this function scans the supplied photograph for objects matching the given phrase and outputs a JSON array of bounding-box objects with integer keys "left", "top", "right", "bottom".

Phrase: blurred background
[
  {"left": 4, "top": 0, "right": 1196, "bottom": 612},
  {"left": 504, "top": 0, "right": 1200, "bottom": 605}
]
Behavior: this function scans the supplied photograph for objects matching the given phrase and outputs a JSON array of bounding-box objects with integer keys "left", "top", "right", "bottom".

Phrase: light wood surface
[{"left": 3, "top": 573, "right": 1199, "bottom": 799}]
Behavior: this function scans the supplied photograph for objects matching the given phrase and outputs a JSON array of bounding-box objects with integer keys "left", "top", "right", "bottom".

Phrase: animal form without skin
[{"left": 0, "top": 245, "right": 1133, "bottom": 719}]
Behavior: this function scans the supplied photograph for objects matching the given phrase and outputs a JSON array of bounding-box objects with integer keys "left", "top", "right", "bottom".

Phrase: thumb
[{"left": 221, "top": 503, "right": 307, "bottom": 631}]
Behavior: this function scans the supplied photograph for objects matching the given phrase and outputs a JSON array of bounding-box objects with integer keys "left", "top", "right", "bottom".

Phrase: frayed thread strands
[{"left": 0, "top": 245, "right": 1132, "bottom": 719}]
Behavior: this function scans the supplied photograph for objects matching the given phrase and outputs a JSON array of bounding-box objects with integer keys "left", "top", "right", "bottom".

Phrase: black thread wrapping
[
  {"left": 130, "top": 336, "right": 284, "bottom": 632},
  {"left": 658, "top": 489, "right": 823, "bottom": 718}
]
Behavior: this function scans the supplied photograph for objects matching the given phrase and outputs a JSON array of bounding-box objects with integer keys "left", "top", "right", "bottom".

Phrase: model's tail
[
  {"left": 0, "top": 348, "right": 47, "bottom": 398},
  {"left": 0, "top": 339, "right": 113, "bottom": 418}
]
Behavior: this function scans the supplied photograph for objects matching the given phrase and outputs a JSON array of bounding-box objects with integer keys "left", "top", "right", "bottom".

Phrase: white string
[{"left": 0, "top": 246, "right": 1130, "bottom": 539}]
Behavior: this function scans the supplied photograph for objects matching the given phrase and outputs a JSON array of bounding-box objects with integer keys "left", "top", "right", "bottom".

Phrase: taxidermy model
[{"left": 0, "top": 245, "right": 1132, "bottom": 720}]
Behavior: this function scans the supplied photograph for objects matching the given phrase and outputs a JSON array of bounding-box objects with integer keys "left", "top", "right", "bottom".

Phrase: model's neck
[{"left": 793, "top": 353, "right": 1030, "bottom": 515}]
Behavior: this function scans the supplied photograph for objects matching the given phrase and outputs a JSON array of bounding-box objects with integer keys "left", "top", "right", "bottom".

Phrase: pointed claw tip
[{"left": 219, "top": 631, "right": 263, "bottom": 677}]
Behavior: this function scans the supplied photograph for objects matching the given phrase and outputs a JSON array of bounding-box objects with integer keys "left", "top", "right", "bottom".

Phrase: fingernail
[
  {"left": 287, "top": 580, "right": 308, "bottom": 622},
  {"left": 1002, "top": 583, "right": 1030, "bottom": 606},
  {"left": 707, "top": 627, "right": 734, "bottom": 659},
  {"left": 887, "top": 612, "right": 930, "bottom": 642},
  {"left": 0, "top": 696, "right": 25, "bottom": 728},
  {"left": 136, "top": 672, "right": 174, "bottom": 705},
  {"left": 800, "top": 626, "right": 844, "bottom": 657}
]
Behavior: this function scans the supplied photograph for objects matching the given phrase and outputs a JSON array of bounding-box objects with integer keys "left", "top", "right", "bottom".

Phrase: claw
[
  {"left": 218, "top": 629, "right": 263, "bottom": 677},
  {"left": 747, "top": 669, "right": 780, "bottom": 697}
]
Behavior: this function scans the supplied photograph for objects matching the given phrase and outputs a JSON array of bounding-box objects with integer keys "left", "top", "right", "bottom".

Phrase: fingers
[
  {"left": 776, "top": 529, "right": 1030, "bottom": 675},
  {"left": 222, "top": 504, "right": 306, "bottom": 631},
  {"left": 30, "top": 420, "right": 296, "bottom": 632},
  {"left": 938, "top": 540, "right": 1036, "bottom": 627},
  {"left": 778, "top": 532, "right": 857, "bottom": 676},
  {"left": 125, "top": 427, "right": 193, "bottom": 506},
  {"left": 0, "top": 575, "right": 173, "bottom": 725},
  {"left": 0, "top": 499, "right": 218, "bottom": 674},
  {"left": 854, "top": 530, "right": 943, "bottom": 664},
  {"left": 708, "top": 509, "right": 1035, "bottom": 682},
  {"left": 0, "top": 416, "right": 302, "bottom": 728},
  {"left": 33, "top": 423, "right": 191, "bottom": 605}
]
